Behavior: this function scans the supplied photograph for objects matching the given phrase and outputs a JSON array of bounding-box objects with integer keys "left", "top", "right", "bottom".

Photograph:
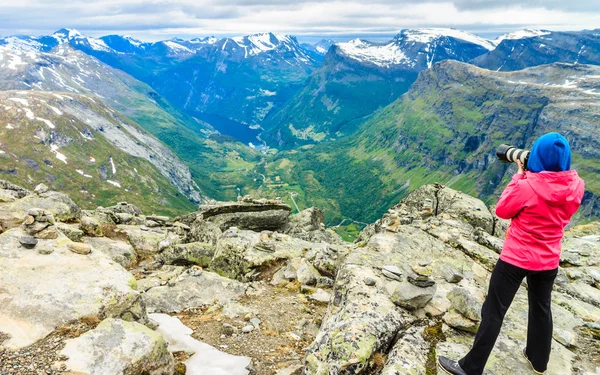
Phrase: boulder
[
  {"left": 157, "top": 242, "right": 215, "bottom": 267},
  {"left": 5, "top": 190, "right": 80, "bottom": 222},
  {"left": 443, "top": 310, "right": 479, "bottom": 333},
  {"left": 118, "top": 225, "right": 170, "bottom": 258},
  {"left": 56, "top": 222, "right": 84, "bottom": 242},
  {"left": 0, "top": 179, "right": 30, "bottom": 203},
  {"left": 84, "top": 237, "right": 138, "bottom": 269},
  {"left": 0, "top": 228, "right": 146, "bottom": 349},
  {"left": 143, "top": 270, "right": 247, "bottom": 313},
  {"left": 59, "top": 318, "right": 174, "bottom": 375},
  {"left": 80, "top": 216, "right": 103, "bottom": 237},
  {"left": 210, "top": 228, "right": 320, "bottom": 280},
  {"left": 390, "top": 282, "right": 437, "bottom": 311},
  {"left": 447, "top": 287, "right": 483, "bottom": 322},
  {"left": 196, "top": 198, "right": 292, "bottom": 232}
]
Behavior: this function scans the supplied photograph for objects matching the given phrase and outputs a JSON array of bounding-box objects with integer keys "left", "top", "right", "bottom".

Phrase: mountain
[
  {"left": 254, "top": 61, "right": 600, "bottom": 223},
  {"left": 301, "top": 39, "right": 335, "bottom": 61},
  {"left": 0, "top": 90, "right": 199, "bottom": 215},
  {"left": 473, "top": 29, "right": 600, "bottom": 71},
  {"left": 261, "top": 28, "right": 494, "bottom": 148},
  {"left": 0, "top": 39, "right": 261, "bottom": 204}
]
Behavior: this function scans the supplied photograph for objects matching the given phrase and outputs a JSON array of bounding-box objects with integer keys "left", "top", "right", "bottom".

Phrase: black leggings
[{"left": 459, "top": 259, "right": 558, "bottom": 375}]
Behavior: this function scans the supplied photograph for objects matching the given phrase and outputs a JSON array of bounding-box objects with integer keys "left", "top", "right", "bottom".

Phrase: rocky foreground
[{"left": 0, "top": 180, "right": 599, "bottom": 375}]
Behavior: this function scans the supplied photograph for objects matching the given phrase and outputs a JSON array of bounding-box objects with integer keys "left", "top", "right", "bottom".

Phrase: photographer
[{"left": 439, "top": 132, "right": 585, "bottom": 375}]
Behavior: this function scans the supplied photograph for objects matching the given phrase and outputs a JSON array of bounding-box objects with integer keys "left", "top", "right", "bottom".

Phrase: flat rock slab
[
  {"left": 59, "top": 318, "right": 174, "bottom": 375},
  {"left": 143, "top": 271, "right": 247, "bottom": 313},
  {"left": 0, "top": 228, "right": 143, "bottom": 349},
  {"left": 198, "top": 200, "right": 291, "bottom": 231}
]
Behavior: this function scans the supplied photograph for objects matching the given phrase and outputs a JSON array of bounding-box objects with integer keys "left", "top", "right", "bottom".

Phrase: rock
[
  {"left": 407, "top": 274, "right": 436, "bottom": 288},
  {"left": 83, "top": 237, "right": 138, "bottom": 269},
  {"left": 443, "top": 310, "right": 479, "bottom": 333},
  {"left": 412, "top": 264, "right": 432, "bottom": 276},
  {"left": 147, "top": 215, "right": 170, "bottom": 224},
  {"left": 222, "top": 323, "right": 237, "bottom": 336},
  {"left": 222, "top": 302, "right": 255, "bottom": 319},
  {"left": 34, "top": 183, "right": 49, "bottom": 194},
  {"left": 55, "top": 222, "right": 84, "bottom": 242},
  {"left": 297, "top": 258, "right": 320, "bottom": 286},
  {"left": 0, "top": 180, "right": 30, "bottom": 203},
  {"left": 380, "top": 326, "right": 429, "bottom": 375},
  {"left": 4, "top": 190, "right": 80, "bottom": 222},
  {"left": 18, "top": 235, "right": 37, "bottom": 249},
  {"left": 144, "top": 271, "right": 247, "bottom": 313},
  {"left": 309, "top": 289, "right": 332, "bottom": 303},
  {"left": 447, "top": 287, "right": 483, "bottom": 322},
  {"left": 382, "top": 265, "right": 403, "bottom": 281},
  {"left": 104, "top": 202, "right": 143, "bottom": 216},
  {"left": 250, "top": 317, "right": 261, "bottom": 329},
  {"left": 197, "top": 199, "right": 292, "bottom": 232},
  {"left": 242, "top": 325, "right": 254, "bottom": 333},
  {"left": 59, "top": 318, "right": 174, "bottom": 375},
  {"left": 135, "top": 266, "right": 186, "bottom": 292},
  {"left": 118, "top": 225, "right": 169, "bottom": 258},
  {"left": 443, "top": 265, "right": 464, "bottom": 283},
  {"left": 158, "top": 242, "right": 215, "bottom": 267},
  {"left": 0, "top": 228, "right": 145, "bottom": 349},
  {"left": 390, "top": 282, "right": 437, "bottom": 311},
  {"left": 364, "top": 277, "right": 377, "bottom": 286},
  {"left": 80, "top": 216, "right": 103, "bottom": 237},
  {"left": 67, "top": 242, "right": 92, "bottom": 255},
  {"left": 35, "top": 226, "right": 59, "bottom": 239},
  {"left": 275, "top": 363, "right": 303, "bottom": 375},
  {"left": 554, "top": 329, "right": 577, "bottom": 348}
]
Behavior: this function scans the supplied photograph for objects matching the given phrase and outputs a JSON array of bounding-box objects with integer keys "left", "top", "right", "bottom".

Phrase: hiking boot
[
  {"left": 438, "top": 356, "right": 468, "bottom": 375},
  {"left": 522, "top": 348, "right": 545, "bottom": 374}
]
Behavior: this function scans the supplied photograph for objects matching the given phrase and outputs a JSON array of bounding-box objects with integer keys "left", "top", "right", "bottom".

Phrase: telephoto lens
[{"left": 496, "top": 144, "right": 530, "bottom": 168}]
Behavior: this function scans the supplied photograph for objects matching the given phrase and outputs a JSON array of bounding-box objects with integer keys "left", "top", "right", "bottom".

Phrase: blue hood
[{"left": 527, "top": 132, "right": 572, "bottom": 173}]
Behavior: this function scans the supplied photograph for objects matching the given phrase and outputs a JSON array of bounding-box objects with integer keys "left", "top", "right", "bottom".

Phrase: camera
[{"left": 496, "top": 144, "right": 530, "bottom": 169}]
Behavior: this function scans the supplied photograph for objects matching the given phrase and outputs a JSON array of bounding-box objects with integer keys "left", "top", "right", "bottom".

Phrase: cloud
[{"left": 0, "top": 0, "right": 598, "bottom": 41}]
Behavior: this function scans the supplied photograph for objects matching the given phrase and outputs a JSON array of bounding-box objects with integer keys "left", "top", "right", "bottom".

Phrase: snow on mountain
[
  {"left": 337, "top": 39, "right": 411, "bottom": 67},
  {"left": 229, "top": 33, "right": 299, "bottom": 57},
  {"left": 398, "top": 28, "right": 496, "bottom": 51},
  {"left": 189, "top": 37, "right": 218, "bottom": 45},
  {"left": 494, "top": 29, "right": 552, "bottom": 44}
]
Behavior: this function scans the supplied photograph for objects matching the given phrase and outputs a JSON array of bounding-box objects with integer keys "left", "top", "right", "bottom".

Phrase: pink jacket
[{"left": 496, "top": 170, "right": 585, "bottom": 271}]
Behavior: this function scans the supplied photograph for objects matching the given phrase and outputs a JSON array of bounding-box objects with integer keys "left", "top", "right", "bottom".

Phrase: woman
[{"left": 438, "top": 132, "right": 585, "bottom": 375}]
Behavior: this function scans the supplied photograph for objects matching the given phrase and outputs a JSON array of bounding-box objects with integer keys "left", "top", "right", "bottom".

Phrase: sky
[{"left": 0, "top": 0, "right": 599, "bottom": 43}]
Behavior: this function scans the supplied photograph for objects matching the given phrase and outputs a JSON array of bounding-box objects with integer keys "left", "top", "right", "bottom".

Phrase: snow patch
[
  {"left": 109, "top": 157, "right": 117, "bottom": 174},
  {"left": 338, "top": 39, "right": 410, "bottom": 67},
  {"left": 47, "top": 104, "right": 63, "bottom": 115},
  {"left": 8, "top": 97, "right": 29, "bottom": 106},
  {"left": 36, "top": 117, "right": 56, "bottom": 129},
  {"left": 24, "top": 108, "right": 35, "bottom": 120},
  {"left": 76, "top": 169, "right": 93, "bottom": 178},
  {"left": 260, "top": 89, "right": 277, "bottom": 96},
  {"left": 400, "top": 28, "right": 495, "bottom": 50},
  {"left": 50, "top": 144, "right": 67, "bottom": 164},
  {"left": 149, "top": 313, "right": 251, "bottom": 375},
  {"left": 89, "top": 156, "right": 96, "bottom": 163},
  {"left": 106, "top": 180, "right": 121, "bottom": 188},
  {"left": 495, "top": 29, "right": 551, "bottom": 44},
  {"left": 6, "top": 124, "right": 15, "bottom": 129}
]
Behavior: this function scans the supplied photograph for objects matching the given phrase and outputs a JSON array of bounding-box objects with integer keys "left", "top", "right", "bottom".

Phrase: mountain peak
[
  {"left": 396, "top": 28, "right": 495, "bottom": 50},
  {"left": 53, "top": 28, "right": 82, "bottom": 39},
  {"left": 495, "top": 28, "right": 552, "bottom": 44}
]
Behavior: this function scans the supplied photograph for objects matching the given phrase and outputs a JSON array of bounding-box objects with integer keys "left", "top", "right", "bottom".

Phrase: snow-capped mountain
[
  {"left": 474, "top": 29, "right": 600, "bottom": 71},
  {"left": 261, "top": 28, "right": 495, "bottom": 147},
  {"left": 335, "top": 28, "right": 492, "bottom": 70},
  {"left": 493, "top": 29, "right": 551, "bottom": 44},
  {"left": 301, "top": 39, "right": 335, "bottom": 61}
]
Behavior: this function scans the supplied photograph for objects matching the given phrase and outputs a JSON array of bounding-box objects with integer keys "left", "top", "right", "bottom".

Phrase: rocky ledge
[{"left": 0, "top": 180, "right": 598, "bottom": 375}]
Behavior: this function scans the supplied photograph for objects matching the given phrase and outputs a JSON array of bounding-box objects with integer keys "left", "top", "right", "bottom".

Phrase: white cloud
[{"left": 0, "top": 1, "right": 599, "bottom": 41}]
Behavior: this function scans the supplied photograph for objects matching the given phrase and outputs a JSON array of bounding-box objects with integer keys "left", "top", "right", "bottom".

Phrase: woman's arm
[{"left": 496, "top": 161, "right": 529, "bottom": 219}]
